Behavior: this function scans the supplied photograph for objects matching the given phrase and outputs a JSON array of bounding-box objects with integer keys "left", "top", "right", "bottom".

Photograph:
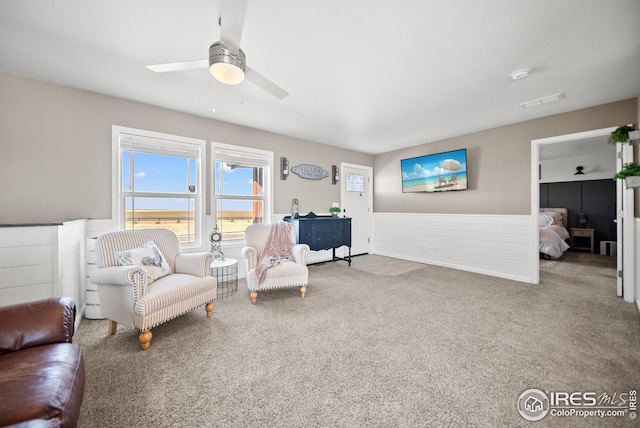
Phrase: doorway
[{"left": 340, "top": 163, "right": 373, "bottom": 256}]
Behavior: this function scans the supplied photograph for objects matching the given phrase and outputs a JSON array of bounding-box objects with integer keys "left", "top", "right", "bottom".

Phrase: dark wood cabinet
[{"left": 284, "top": 215, "right": 352, "bottom": 265}]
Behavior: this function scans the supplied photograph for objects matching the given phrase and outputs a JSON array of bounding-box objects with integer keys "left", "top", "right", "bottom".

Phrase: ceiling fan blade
[
  {"left": 146, "top": 59, "right": 208, "bottom": 73},
  {"left": 245, "top": 66, "right": 289, "bottom": 100},
  {"left": 220, "top": 0, "right": 248, "bottom": 51}
]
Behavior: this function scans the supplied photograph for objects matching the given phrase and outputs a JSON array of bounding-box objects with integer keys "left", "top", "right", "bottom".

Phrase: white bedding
[
  {"left": 540, "top": 225, "right": 570, "bottom": 259},
  {"left": 538, "top": 208, "right": 570, "bottom": 259}
]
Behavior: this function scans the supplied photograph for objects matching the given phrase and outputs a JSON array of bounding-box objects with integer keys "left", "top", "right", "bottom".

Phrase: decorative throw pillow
[
  {"left": 115, "top": 240, "right": 171, "bottom": 283},
  {"left": 551, "top": 211, "right": 563, "bottom": 226},
  {"left": 538, "top": 213, "right": 554, "bottom": 227}
]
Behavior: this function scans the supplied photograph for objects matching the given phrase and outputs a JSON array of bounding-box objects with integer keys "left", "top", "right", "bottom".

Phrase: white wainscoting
[
  {"left": 372, "top": 213, "right": 535, "bottom": 283},
  {"left": 85, "top": 219, "right": 113, "bottom": 319},
  {"left": 0, "top": 226, "right": 54, "bottom": 305},
  {"left": 0, "top": 219, "right": 87, "bottom": 329}
]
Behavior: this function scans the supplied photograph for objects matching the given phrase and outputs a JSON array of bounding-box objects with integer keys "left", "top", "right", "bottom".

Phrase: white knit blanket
[{"left": 255, "top": 222, "right": 295, "bottom": 286}]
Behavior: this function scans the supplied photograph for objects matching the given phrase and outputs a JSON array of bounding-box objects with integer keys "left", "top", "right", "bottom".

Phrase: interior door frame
[
  {"left": 617, "top": 135, "right": 636, "bottom": 302},
  {"left": 340, "top": 162, "right": 373, "bottom": 255},
  {"left": 531, "top": 126, "right": 623, "bottom": 284}
]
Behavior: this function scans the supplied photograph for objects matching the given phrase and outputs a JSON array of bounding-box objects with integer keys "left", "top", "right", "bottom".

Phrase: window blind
[
  {"left": 120, "top": 133, "right": 201, "bottom": 158},
  {"left": 214, "top": 146, "right": 270, "bottom": 167}
]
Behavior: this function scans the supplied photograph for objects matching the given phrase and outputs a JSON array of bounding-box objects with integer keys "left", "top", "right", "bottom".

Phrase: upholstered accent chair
[
  {"left": 242, "top": 223, "right": 310, "bottom": 305},
  {"left": 89, "top": 229, "right": 217, "bottom": 350}
]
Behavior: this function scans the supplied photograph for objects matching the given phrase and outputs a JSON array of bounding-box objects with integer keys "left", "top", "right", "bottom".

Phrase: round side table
[{"left": 210, "top": 258, "right": 238, "bottom": 299}]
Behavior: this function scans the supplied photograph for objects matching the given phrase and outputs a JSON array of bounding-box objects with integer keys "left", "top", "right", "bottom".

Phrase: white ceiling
[
  {"left": 538, "top": 134, "right": 611, "bottom": 162},
  {"left": 1, "top": 0, "right": 639, "bottom": 155}
]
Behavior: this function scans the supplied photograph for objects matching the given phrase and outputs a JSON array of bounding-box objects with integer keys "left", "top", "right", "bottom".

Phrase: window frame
[
  {"left": 211, "top": 142, "right": 273, "bottom": 243},
  {"left": 112, "top": 125, "right": 206, "bottom": 250}
]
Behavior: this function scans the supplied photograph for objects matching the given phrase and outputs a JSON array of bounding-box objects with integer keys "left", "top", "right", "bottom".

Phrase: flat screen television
[{"left": 400, "top": 148, "right": 468, "bottom": 193}]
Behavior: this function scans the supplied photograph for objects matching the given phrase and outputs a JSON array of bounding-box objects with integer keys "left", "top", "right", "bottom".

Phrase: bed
[{"left": 539, "top": 208, "right": 570, "bottom": 259}]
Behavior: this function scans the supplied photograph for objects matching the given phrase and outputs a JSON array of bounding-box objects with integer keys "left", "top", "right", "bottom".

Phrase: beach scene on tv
[{"left": 401, "top": 149, "right": 468, "bottom": 193}]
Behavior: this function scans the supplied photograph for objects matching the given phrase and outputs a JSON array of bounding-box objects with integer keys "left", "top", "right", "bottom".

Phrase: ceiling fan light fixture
[{"left": 209, "top": 41, "right": 246, "bottom": 85}]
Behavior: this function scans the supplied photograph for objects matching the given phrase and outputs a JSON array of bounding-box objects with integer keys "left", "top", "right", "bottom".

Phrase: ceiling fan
[{"left": 145, "top": 0, "right": 288, "bottom": 99}]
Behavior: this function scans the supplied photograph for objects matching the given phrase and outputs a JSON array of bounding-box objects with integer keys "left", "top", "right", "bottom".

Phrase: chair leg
[
  {"left": 108, "top": 320, "right": 117, "bottom": 335},
  {"left": 205, "top": 301, "right": 214, "bottom": 318},
  {"left": 300, "top": 285, "right": 307, "bottom": 299},
  {"left": 139, "top": 329, "right": 152, "bottom": 351},
  {"left": 250, "top": 290, "right": 258, "bottom": 305}
]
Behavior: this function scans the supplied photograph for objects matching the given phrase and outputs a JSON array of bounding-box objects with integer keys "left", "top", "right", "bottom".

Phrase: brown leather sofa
[{"left": 0, "top": 297, "right": 86, "bottom": 427}]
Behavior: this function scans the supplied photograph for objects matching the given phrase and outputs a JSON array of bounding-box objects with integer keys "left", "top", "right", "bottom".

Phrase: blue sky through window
[
  {"left": 123, "top": 152, "right": 258, "bottom": 210},
  {"left": 215, "top": 162, "right": 261, "bottom": 211},
  {"left": 123, "top": 151, "right": 197, "bottom": 210}
]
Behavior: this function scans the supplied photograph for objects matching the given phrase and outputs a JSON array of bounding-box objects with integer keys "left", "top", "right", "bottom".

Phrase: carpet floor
[{"left": 75, "top": 253, "right": 639, "bottom": 427}]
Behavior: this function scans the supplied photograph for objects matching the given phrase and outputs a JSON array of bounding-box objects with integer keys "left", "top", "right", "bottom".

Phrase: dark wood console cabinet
[{"left": 284, "top": 215, "right": 352, "bottom": 265}]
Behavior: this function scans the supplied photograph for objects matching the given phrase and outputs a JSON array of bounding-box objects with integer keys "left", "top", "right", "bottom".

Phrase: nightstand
[{"left": 570, "top": 228, "right": 595, "bottom": 254}]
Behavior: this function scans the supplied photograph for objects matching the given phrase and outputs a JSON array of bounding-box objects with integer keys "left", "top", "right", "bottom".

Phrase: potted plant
[
  {"left": 608, "top": 125, "right": 635, "bottom": 144},
  {"left": 613, "top": 162, "right": 640, "bottom": 188},
  {"left": 329, "top": 207, "right": 341, "bottom": 218}
]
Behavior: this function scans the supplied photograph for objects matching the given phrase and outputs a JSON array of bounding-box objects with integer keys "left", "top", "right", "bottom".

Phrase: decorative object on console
[
  {"left": 332, "top": 165, "right": 340, "bottom": 184},
  {"left": 280, "top": 157, "right": 289, "bottom": 180},
  {"left": 291, "top": 164, "right": 329, "bottom": 180},
  {"left": 400, "top": 148, "right": 468, "bottom": 193},
  {"left": 574, "top": 166, "right": 585, "bottom": 175},
  {"left": 291, "top": 198, "right": 299, "bottom": 218},
  {"left": 330, "top": 207, "right": 341, "bottom": 218},
  {"left": 210, "top": 226, "right": 224, "bottom": 261}
]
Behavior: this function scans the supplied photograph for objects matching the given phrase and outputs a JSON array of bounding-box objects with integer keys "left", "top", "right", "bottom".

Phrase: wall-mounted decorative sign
[{"left": 291, "top": 164, "right": 329, "bottom": 180}]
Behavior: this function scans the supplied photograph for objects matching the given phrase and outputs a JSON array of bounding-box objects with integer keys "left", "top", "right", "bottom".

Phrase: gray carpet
[
  {"left": 75, "top": 254, "right": 640, "bottom": 427},
  {"left": 335, "top": 254, "right": 424, "bottom": 276}
]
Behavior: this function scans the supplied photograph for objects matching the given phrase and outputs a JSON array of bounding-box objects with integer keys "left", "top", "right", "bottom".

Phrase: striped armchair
[
  {"left": 242, "top": 223, "right": 310, "bottom": 304},
  {"left": 89, "top": 229, "right": 216, "bottom": 350}
]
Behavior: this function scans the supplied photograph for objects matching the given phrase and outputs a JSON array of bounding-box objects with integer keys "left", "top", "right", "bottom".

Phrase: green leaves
[
  {"left": 613, "top": 162, "right": 640, "bottom": 180},
  {"left": 608, "top": 125, "right": 635, "bottom": 144}
]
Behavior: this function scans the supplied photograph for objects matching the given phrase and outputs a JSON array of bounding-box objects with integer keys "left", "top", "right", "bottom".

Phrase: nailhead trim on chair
[{"left": 93, "top": 229, "right": 217, "bottom": 335}]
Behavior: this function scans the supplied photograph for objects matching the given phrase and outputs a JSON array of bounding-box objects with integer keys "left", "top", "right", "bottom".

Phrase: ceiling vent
[{"left": 520, "top": 93, "right": 564, "bottom": 109}]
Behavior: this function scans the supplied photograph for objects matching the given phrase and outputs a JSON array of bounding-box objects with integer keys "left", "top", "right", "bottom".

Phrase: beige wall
[
  {"left": 374, "top": 99, "right": 637, "bottom": 215},
  {"left": 0, "top": 73, "right": 373, "bottom": 223},
  {"left": 1, "top": 72, "right": 637, "bottom": 224}
]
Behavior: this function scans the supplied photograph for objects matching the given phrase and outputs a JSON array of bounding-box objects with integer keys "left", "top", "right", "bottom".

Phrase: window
[
  {"left": 112, "top": 126, "right": 205, "bottom": 248},
  {"left": 212, "top": 143, "right": 272, "bottom": 241},
  {"left": 346, "top": 173, "right": 365, "bottom": 192}
]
